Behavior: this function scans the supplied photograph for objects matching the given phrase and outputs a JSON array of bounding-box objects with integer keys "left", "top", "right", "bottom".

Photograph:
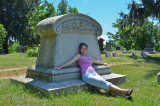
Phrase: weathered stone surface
[
  {"left": 143, "top": 41, "right": 156, "bottom": 54},
  {"left": 116, "top": 47, "right": 120, "bottom": 51},
  {"left": 105, "top": 52, "right": 111, "bottom": 57},
  {"left": 106, "top": 42, "right": 112, "bottom": 51},
  {"left": 17, "top": 46, "right": 27, "bottom": 53},
  {"left": 36, "top": 13, "right": 102, "bottom": 68},
  {"left": 141, "top": 52, "right": 150, "bottom": 56},
  {"left": 132, "top": 52, "right": 138, "bottom": 56},
  {"left": 26, "top": 64, "right": 112, "bottom": 82},
  {"left": 112, "top": 53, "right": 118, "bottom": 57},
  {"left": 98, "top": 38, "right": 105, "bottom": 52},
  {"left": 10, "top": 73, "right": 126, "bottom": 96},
  {"left": 157, "top": 72, "right": 160, "bottom": 82}
]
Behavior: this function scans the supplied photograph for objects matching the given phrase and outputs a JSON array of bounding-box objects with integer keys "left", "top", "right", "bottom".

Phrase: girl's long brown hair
[{"left": 79, "top": 42, "right": 88, "bottom": 54}]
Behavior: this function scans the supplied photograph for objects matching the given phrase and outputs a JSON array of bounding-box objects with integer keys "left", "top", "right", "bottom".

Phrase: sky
[{"left": 47, "top": 0, "right": 141, "bottom": 42}]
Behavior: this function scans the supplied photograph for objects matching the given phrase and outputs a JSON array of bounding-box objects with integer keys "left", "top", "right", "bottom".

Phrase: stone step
[
  {"left": 26, "top": 65, "right": 112, "bottom": 82},
  {"left": 27, "top": 65, "right": 111, "bottom": 75},
  {"left": 10, "top": 73, "right": 126, "bottom": 96}
]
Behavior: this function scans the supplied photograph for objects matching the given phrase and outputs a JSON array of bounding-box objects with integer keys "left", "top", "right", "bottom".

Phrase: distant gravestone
[
  {"left": 116, "top": 46, "right": 120, "bottom": 51},
  {"left": 105, "top": 52, "right": 111, "bottom": 57},
  {"left": 17, "top": 46, "right": 27, "bottom": 53},
  {"left": 144, "top": 41, "right": 155, "bottom": 53},
  {"left": 0, "top": 49, "right": 5, "bottom": 54},
  {"left": 98, "top": 38, "right": 104, "bottom": 52},
  {"left": 141, "top": 52, "right": 150, "bottom": 56},
  {"left": 21, "top": 53, "right": 26, "bottom": 57},
  {"left": 122, "top": 50, "right": 133, "bottom": 53},
  {"left": 112, "top": 53, "right": 118, "bottom": 57},
  {"left": 132, "top": 52, "right": 138, "bottom": 56},
  {"left": 106, "top": 42, "right": 112, "bottom": 51},
  {"left": 157, "top": 72, "right": 160, "bottom": 83},
  {"left": 122, "top": 50, "right": 126, "bottom": 53}
]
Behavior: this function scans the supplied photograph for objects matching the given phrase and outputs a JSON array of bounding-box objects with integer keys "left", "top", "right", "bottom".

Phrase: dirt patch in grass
[
  {"left": 0, "top": 67, "right": 28, "bottom": 72},
  {"left": 0, "top": 69, "right": 26, "bottom": 79}
]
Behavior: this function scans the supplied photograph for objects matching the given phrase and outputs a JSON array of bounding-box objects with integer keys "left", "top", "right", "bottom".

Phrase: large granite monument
[{"left": 11, "top": 13, "right": 126, "bottom": 96}]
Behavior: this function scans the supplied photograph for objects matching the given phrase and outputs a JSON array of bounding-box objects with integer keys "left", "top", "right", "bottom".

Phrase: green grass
[
  {"left": 0, "top": 52, "right": 160, "bottom": 105},
  {"left": 0, "top": 53, "right": 36, "bottom": 69}
]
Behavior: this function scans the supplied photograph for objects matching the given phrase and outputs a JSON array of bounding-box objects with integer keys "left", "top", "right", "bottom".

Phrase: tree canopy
[
  {"left": 107, "top": 0, "right": 160, "bottom": 50},
  {"left": 0, "top": 0, "right": 79, "bottom": 54}
]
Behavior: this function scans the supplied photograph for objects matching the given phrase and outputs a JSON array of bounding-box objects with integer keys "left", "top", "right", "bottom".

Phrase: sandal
[{"left": 126, "top": 89, "right": 133, "bottom": 96}]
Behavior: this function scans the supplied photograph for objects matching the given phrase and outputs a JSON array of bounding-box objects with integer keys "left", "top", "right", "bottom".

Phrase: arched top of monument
[{"left": 36, "top": 13, "right": 102, "bottom": 37}]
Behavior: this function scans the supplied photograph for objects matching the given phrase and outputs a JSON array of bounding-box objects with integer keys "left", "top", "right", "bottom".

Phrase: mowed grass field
[{"left": 0, "top": 51, "right": 160, "bottom": 105}]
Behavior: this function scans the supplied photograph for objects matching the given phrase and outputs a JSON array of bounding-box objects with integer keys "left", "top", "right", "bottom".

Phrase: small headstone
[
  {"left": 112, "top": 53, "right": 118, "bottom": 57},
  {"left": 116, "top": 46, "right": 120, "bottom": 51},
  {"left": 17, "top": 46, "right": 27, "bottom": 53},
  {"left": 141, "top": 52, "right": 150, "bottom": 56},
  {"left": 105, "top": 52, "right": 111, "bottom": 57},
  {"left": 157, "top": 72, "right": 160, "bottom": 83},
  {"left": 0, "top": 49, "right": 5, "bottom": 54},
  {"left": 21, "top": 53, "right": 26, "bottom": 57},
  {"left": 106, "top": 42, "right": 112, "bottom": 51},
  {"left": 122, "top": 50, "right": 126, "bottom": 53},
  {"left": 98, "top": 38, "right": 104, "bottom": 52},
  {"left": 132, "top": 52, "right": 138, "bottom": 56}
]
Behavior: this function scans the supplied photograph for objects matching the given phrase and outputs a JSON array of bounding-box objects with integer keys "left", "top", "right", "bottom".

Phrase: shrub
[
  {"left": 8, "top": 42, "right": 19, "bottom": 53},
  {"left": 0, "top": 24, "right": 7, "bottom": 49},
  {"left": 26, "top": 47, "right": 38, "bottom": 57}
]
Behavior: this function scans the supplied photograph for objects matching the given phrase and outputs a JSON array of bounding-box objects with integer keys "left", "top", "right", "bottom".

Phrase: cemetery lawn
[{"left": 0, "top": 52, "right": 160, "bottom": 105}]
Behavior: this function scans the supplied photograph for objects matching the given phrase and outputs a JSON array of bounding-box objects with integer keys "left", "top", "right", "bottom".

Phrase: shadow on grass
[
  {"left": 128, "top": 55, "right": 160, "bottom": 65},
  {"left": 128, "top": 55, "right": 160, "bottom": 80},
  {"left": 143, "top": 69, "right": 160, "bottom": 80}
]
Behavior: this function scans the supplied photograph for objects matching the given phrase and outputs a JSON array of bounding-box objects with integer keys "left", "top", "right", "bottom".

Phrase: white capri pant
[{"left": 82, "top": 71, "right": 112, "bottom": 93}]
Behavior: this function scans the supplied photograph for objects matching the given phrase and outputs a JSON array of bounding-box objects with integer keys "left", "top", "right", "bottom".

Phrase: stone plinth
[
  {"left": 27, "top": 64, "right": 112, "bottom": 82},
  {"left": 11, "top": 73, "right": 126, "bottom": 96}
]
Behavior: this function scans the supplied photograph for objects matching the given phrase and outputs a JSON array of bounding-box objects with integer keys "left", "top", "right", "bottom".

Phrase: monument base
[
  {"left": 10, "top": 73, "right": 126, "bottom": 96},
  {"left": 26, "top": 65, "right": 112, "bottom": 82}
]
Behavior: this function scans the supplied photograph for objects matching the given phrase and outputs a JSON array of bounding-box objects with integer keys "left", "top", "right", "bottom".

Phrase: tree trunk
[{"left": 2, "top": 37, "right": 9, "bottom": 54}]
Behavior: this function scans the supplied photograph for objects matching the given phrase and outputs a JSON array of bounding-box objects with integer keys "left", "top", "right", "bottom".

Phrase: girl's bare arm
[
  {"left": 53, "top": 54, "right": 81, "bottom": 69},
  {"left": 88, "top": 55, "right": 107, "bottom": 65}
]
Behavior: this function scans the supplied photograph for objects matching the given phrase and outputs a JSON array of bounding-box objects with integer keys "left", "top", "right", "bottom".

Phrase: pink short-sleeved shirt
[{"left": 78, "top": 54, "right": 95, "bottom": 74}]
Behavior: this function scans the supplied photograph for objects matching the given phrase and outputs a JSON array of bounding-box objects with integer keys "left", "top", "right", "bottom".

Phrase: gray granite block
[{"left": 10, "top": 73, "right": 126, "bottom": 96}]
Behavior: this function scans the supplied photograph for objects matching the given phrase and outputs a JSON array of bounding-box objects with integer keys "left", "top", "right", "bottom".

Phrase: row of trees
[
  {"left": 0, "top": 0, "right": 79, "bottom": 54},
  {"left": 107, "top": 0, "right": 160, "bottom": 50}
]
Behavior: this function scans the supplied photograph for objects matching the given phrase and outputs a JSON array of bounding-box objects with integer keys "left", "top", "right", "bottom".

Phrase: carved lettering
[{"left": 56, "top": 19, "right": 98, "bottom": 33}]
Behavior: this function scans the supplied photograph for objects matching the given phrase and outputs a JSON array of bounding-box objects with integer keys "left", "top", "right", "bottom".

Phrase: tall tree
[
  {"left": 0, "top": 0, "right": 40, "bottom": 54},
  {"left": 0, "top": 24, "right": 7, "bottom": 49},
  {"left": 57, "top": 0, "right": 68, "bottom": 15},
  {"left": 57, "top": 0, "right": 79, "bottom": 15},
  {"left": 28, "top": 0, "right": 56, "bottom": 47}
]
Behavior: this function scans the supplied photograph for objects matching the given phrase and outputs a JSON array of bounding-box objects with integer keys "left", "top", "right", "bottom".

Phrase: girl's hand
[
  {"left": 103, "top": 63, "right": 107, "bottom": 66},
  {"left": 52, "top": 66, "right": 62, "bottom": 71}
]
